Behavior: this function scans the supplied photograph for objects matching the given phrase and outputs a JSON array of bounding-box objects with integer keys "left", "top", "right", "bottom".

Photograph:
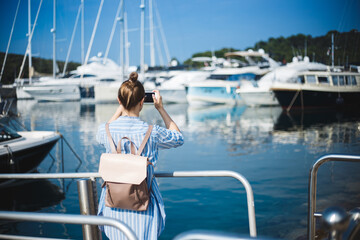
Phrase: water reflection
[
  {"left": 273, "top": 110, "right": 360, "bottom": 153},
  {"left": 8, "top": 100, "right": 360, "bottom": 240},
  {"left": 0, "top": 179, "right": 64, "bottom": 212}
]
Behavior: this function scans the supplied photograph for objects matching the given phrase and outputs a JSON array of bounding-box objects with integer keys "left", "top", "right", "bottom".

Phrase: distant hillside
[
  {"left": 0, "top": 52, "right": 80, "bottom": 84},
  {"left": 184, "top": 30, "right": 360, "bottom": 68}
]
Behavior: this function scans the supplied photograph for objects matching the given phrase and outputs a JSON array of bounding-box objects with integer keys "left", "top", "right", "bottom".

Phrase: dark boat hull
[
  {"left": 0, "top": 138, "right": 58, "bottom": 174},
  {"left": 273, "top": 89, "right": 360, "bottom": 110}
]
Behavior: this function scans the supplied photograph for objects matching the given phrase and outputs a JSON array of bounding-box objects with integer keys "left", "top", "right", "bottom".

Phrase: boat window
[
  {"left": 306, "top": 75, "right": 316, "bottom": 84},
  {"left": 351, "top": 76, "right": 357, "bottom": 85},
  {"left": 100, "top": 78, "right": 115, "bottom": 82},
  {"left": 339, "top": 76, "right": 345, "bottom": 85},
  {"left": 228, "top": 73, "right": 257, "bottom": 81},
  {"left": 332, "top": 76, "right": 339, "bottom": 86},
  {"left": 73, "top": 74, "right": 96, "bottom": 78},
  {"left": 297, "top": 75, "right": 305, "bottom": 84},
  {"left": 345, "top": 76, "right": 352, "bottom": 86},
  {"left": 209, "top": 74, "right": 229, "bottom": 80},
  {"left": 318, "top": 76, "right": 329, "bottom": 84},
  {"left": 0, "top": 124, "right": 22, "bottom": 143}
]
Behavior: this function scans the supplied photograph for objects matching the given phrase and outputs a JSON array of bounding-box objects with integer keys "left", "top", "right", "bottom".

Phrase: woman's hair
[{"left": 118, "top": 72, "right": 145, "bottom": 110}]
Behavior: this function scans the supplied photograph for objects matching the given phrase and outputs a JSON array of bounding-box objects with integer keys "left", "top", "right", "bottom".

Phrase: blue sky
[{"left": 0, "top": 0, "right": 359, "bottom": 67}]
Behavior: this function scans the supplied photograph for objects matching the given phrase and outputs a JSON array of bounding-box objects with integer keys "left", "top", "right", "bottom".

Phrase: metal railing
[
  {"left": 0, "top": 211, "right": 137, "bottom": 240},
  {"left": 308, "top": 154, "right": 360, "bottom": 240},
  {"left": 0, "top": 170, "right": 257, "bottom": 238}
]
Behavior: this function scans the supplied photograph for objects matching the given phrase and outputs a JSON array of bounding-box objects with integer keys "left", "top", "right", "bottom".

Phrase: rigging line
[
  {"left": 153, "top": 0, "right": 171, "bottom": 64},
  {"left": 103, "top": 0, "right": 124, "bottom": 64},
  {"left": 84, "top": 0, "right": 104, "bottom": 66},
  {"left": 154, "top": 28, "right": 164, "bottom": 66},
  {"left": 17, "top": 0, "right": 44, "bottom": 80},
  {"left": 62, "top": 2, "right": 82, "bottom": 76},
  {"left": 0, "top": 0, "right": 21, "bottom": 83}
]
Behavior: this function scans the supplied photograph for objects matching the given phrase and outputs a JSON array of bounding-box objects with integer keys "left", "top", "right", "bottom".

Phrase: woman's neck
[{"left": 122, "top": 108, "right": 140, "bottom": 117}]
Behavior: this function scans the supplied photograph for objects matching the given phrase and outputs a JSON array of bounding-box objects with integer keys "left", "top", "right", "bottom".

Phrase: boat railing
[
  {"left": 308, "top": 154, "right": 360, "bottom": 240},
  {"left": 0, "top": 170, "right": 257, "bottom": 239},
  {"left": 0, "top": 211, "right": 137, "bottom": 240}
]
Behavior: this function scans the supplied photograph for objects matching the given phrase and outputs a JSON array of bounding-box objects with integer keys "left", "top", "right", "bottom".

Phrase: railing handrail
[
  {"left": 0, "top": 211, "right": 137, "bottom": 240},
  {"left": 308, "top": 154, "right": 360, "bottom": 240},
  {"left": 0, "top": 170, "right": 257, "bottom": 237}
]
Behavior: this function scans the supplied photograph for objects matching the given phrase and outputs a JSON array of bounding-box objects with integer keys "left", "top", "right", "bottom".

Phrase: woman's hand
[
  {"left": 152, "top": 90, "right": 181, "bottom": 132},
  {"left": 152, "top": 90, "right": 163, "bottom": 110}
]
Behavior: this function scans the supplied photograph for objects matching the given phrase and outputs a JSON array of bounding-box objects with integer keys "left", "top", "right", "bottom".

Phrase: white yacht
[
  {"left": 186, "top": 49, "right": 279, "bottom": 106},
  {"left": 15, "top": 56, "right": 126, "bottom": 102},
  {"left": 237, "top": 57, "right": 328, "bottom": 107},
  {"left": 0, "top": 123, "right": 60, "bottom": 187},
  {"left": 271, "top": 67, "right": 360, "bottom": 110}
]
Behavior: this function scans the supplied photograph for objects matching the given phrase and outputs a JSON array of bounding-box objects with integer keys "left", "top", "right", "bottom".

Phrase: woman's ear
[{"left": 117, "top": 97, "right": 121, "bottom": 104}]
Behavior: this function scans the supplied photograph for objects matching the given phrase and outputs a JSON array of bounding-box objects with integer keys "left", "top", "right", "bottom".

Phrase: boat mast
[
  {"left": 331, "top": 33, "right": 334, "bottom": 70},
  {"left": 149, "top": 0, "right": 155, "bottom": 67},
  {"left": 52, "top": 0, "right": 56, "bottom": 79},
  {"left": 124, "top": 12, "right": 129, "bottom": 74},
  {"left": 120, "top": 6, "right": 124, "bottom": 81},
  {"left": 18, "top": 0, "right": 43, "bottom": 81},
  {"left": 0, "top": 0, "right": 21, "bottom": 83},
  {"left": 81, "top": 0, "right": 84, "bottom": 64},
  {"left": 62, "top": 2, "right": 82, "bottom": 76},
  {"left": 140, "top": 0, "right": 145, "bottom": 78},
  {"left": 84, "top": 0, "right": 104, "bottom": 66},
  {"left": 104, "top": 0, "right": 123, "bottom": 64},
  {"left": 28, "top": 0, "right": 33, "bottom": 84}
]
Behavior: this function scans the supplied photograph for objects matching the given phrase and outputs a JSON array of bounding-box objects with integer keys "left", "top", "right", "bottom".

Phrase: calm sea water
[{"left": 1, "top": 100, "right": 360, "bottom": 240}]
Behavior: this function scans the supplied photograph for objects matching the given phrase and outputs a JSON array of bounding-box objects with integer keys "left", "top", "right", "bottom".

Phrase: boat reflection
[
  {"left": 187, "top": 104, "right": 283, "bottom": 154},
  {"left": 273, "top": 110, "right": 360, "bottom": 152},
  {"left": 0, "top": 178, "right": 64, "bottom": 212}
]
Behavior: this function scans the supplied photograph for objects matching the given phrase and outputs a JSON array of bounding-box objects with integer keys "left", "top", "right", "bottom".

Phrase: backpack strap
[
  {"left": 105, "top": 123, "right": 153, "bottom": 156},
  {"left": 117, "top": 137, "right": 136, "bottom": 154},
  {"left": 105, "top": 123, "right": 116, "bottom": 154},
  {"left": 137, "top": 125, "right": 153, "bottom": 156}
]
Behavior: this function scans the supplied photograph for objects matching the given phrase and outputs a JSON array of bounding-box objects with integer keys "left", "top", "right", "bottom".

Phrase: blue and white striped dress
[{"left": 97, "top": 116, "right": 184, "bottom": 240}]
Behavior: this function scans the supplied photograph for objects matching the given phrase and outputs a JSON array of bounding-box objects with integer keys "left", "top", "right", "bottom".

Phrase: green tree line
[
  {"left": 184, "top": 30, "right": 360, "bottom": 68},
  {"left": 0, "top": 52, "right": 80, "bottom": 84}
]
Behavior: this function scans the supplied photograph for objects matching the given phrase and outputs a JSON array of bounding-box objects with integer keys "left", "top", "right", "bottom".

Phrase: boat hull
[
  {"left": 22, "top": 85, "right": 81, "bottom": 101},
  {"left": 0, "top": 136, "right": 59, "bottom": 174},
  {"left": 273, "top": 87, "right": 360, "bottom": 109},
  {"left": 186, "top": 81, "right": 242, "bottom": 106},
  {"left": 239, "top": 90, "right": 279, "bottom": 106},
  {"left": 160, "top": 89, "right": 187, "bottom": 103}
]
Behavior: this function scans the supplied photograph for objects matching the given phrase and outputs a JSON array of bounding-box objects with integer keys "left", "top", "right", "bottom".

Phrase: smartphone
[{"left": 144, "top": 92, "right": 155, "bottom": 103}]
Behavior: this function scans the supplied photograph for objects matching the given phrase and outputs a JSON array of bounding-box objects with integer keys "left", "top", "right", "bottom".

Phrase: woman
[{"left": 97, "top": 72, "right": 184, "bottom": 239}]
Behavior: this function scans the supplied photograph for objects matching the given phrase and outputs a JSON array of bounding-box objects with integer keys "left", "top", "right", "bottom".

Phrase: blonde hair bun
[{"left": 129, "top": 72, "right": 138, "bottom": 82}]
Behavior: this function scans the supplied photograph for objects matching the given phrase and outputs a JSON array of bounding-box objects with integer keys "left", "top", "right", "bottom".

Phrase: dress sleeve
[
  {"left": 155, "top": 125, "right": 184, "bottom": 149},
  {"left": 96, "top": 123, "right": 106, "bottom": 145}
]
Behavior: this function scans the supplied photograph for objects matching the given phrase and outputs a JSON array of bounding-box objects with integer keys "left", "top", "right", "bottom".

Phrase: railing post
[{"left": 77, "top": 179, "right": 101, "bottom": 240}]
